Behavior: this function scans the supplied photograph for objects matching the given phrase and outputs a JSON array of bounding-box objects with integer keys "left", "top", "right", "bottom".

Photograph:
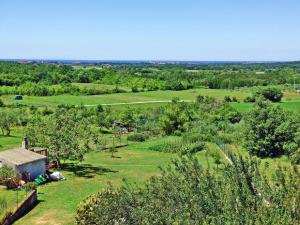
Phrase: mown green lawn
[
  {"left": 12, "top": 136, "right": 225, "bottom": 225},
  {"left": 0, "top": 128, "right": 23, "bottom": 151},
  {"left": 14, "top": 141, "right": 172, "bottom": 224}
]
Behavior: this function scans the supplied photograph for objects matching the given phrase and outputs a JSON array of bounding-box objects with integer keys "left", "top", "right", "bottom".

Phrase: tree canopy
[{"left": 244, "top": 100, "right": 300, "bottom": 157}]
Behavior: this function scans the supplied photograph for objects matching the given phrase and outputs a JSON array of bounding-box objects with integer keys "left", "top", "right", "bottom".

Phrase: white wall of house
[{"left": 17, "top": 160, "right": 46, "bottom": 180}]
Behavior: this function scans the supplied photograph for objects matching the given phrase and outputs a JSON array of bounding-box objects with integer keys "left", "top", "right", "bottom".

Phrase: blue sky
[{"left": 0, "top": 0, "right": 299, "bottom": 61}]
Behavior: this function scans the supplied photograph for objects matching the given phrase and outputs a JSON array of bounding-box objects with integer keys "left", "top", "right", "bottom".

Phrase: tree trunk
[{"left": 56, "top": 157, "right": 62, "bottom": 169}]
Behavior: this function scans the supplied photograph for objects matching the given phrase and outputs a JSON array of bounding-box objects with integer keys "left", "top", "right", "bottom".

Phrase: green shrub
[
  {"left": 0, "top": 98, "right": 4, "bottom": 107},
  {"left": 0, "top": 166, "right": 17, "bottom": 180},
  {"left": 149, "top": 139, "right": 181, "bottom": 153},
  {"left": 150, "top": 137, "right": 206, "bottom": 155},
  {"left": 127, "top": 133, "right": 149, "bottom": 142},
  {"left": 131, "top": 86, "right": 139, "bottom": 93},
  {"left": 23, "top": 182, "right": 37, "bottom": 194},
  {"left": 290, "top": 151, "right": 300, "bottom": 165},
  {"left": 76, "top": 154, "right": 300, "bottom": 225},
  {"left": 180, "top": 142, "right": 206, "bottom": 155},
  {"left": 244, "top": 96, "right": 256, "bottom": 103},
  {"left": 255, "top": 87, "right": 283, "bottom": 102},
  {"left": 224, "top": 96, "right": 232, "bottom": 102}
]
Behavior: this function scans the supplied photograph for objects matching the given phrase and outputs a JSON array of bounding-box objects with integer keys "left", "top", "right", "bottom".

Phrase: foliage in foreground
[{"left": 76, "top": 154, "right": 300, "bottom": 225}]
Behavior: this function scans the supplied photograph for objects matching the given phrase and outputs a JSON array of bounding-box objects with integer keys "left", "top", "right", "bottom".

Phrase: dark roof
[{"left": 0, "top": 149, "right": 46, "bottom": 166}]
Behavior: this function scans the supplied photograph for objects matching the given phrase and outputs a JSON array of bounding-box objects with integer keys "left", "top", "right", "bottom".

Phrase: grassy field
[
  {"left": 2, "top": 88, "right": 250, "bottom": 107},
  {"left": 2, "top": 87, "right": 300, "bottom": 111}
]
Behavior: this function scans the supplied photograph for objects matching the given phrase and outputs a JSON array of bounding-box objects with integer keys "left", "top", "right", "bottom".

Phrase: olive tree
[
  {"left": 26, "top": 108, "right": 95, "bottom": 167},
  {"left": 0, "top": 110, "right": 18, "bottom": 136}
]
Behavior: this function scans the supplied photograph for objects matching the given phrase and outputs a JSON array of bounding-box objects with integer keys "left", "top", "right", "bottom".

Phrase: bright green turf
[{"left": 0, "top": 128, "right": 23, "bottom": 151}]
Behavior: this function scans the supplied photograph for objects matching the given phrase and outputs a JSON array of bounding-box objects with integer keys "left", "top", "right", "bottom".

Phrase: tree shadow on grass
[
  {"left": 62, "top": 163, "right": 118, "bottom": 178},
  {"left": 0, "top": 134, "right": 20, "bottom": 138}
]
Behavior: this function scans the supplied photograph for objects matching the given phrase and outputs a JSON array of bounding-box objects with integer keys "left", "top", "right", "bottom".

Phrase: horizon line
[{"left": 0, "top": 58, "right": 299, "bottom": 64}]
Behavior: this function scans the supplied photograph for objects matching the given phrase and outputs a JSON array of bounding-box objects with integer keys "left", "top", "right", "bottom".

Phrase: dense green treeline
[{"left": 1, "top": 62, "right": 300, "bottom": 96}]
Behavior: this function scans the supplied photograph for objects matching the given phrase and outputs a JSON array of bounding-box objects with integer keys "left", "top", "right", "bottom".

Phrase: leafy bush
[
  {"left": 131, "top": 86, "right": 139, "bottom": 93},
  {"left": 127, "top": 133, "right": 149, "bottom": 142},
  {"left": 245, "top": 87, "right": 283, "bottom": 103},
  {"left": 244, "top": 100, "right": 300, "bottom": 157},
  {"left": 149, "top": 137, "right": 206, "bottom": 155},
  {"left": 255, "top": 87, "right": 283, "bottom": 102},
  {"left": 149, "top": 139, "right": 181, "bottom": 153},
  {"left": 0, "top": 166, "right": 16, "bottom": 181},
  {"left": 76, "top": 154, "right": 300, "bottom": 225},
  {"left": 224, "top": 96, "right": 238, "bottom": 103},
  {"left": 290, "top": 151, "right": 300, "bottom": 165},
  {"left": 244, "top": 96, "right": 256, "bottom": 103},
  {"left": 0, "top": 98, "right": 4, "bottom": 107},
  {"left": 158, "top": 101, "right": 191, "bottom": 135},
  {"left": 196, "top": 95, "right": 215, "bottom": 104},
  {"left": 180, "top": 142, "right": 206, "bottom": 155},
  {"left": 23, "top": 182, "right": 37, "bottom": 194}
]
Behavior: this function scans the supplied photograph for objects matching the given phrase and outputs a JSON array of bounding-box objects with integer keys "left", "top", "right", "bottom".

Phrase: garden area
[{"left": 0, "top": 62, "right": 299, "bottom": 224}]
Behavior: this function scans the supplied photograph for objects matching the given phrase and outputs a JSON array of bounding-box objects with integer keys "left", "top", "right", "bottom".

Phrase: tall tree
[
  {"left": 244, "top": 99, "right": 300, "bottom": 157},
  {"left": 26, "top": 108, "right": 95, "bottom": 167}
]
